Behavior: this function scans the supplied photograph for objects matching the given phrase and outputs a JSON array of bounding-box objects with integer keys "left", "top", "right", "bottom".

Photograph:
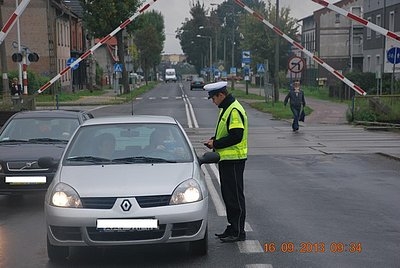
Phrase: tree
[
  {"left": 177, "top": 1, "right": 210, "bottom": 74},
  {"left": 131, "top": 11, "right": 165, "bottom": 83},
  {"left": 80, "top": 0, "right": 141, "bottom": 93},
  {"left": 238, "top": 0, "right": 298, "bottom": 84}
]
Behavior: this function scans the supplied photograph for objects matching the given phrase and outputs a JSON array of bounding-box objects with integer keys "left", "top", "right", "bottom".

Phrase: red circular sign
[{"left": 288, "top": 56, "right": 305, "bottom": 73}]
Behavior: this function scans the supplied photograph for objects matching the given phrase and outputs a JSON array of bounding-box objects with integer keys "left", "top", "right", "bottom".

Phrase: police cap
[{"left": 204, "top": 81, "right": 228, "bottom": 99}]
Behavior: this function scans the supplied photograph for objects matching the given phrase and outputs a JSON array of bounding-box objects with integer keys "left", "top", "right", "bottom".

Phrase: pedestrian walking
[
  {"left": 203, "top": 81, "right": 248, "bottom": 243},
  {"left": 284, "top": 80, "right": 306, "bottom": 132},
  {"left": 10, "top": 78, "right": 22, "bottom": 106}
]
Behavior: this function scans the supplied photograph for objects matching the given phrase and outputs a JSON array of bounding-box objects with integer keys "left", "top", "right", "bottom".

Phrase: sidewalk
[{"left": 234, "top": 83, "right": 348, "bottom": 125}]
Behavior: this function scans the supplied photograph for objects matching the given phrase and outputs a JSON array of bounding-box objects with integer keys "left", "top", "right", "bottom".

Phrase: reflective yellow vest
[{"left": 215, "top": 100, "right": 248, "bottom": 161}]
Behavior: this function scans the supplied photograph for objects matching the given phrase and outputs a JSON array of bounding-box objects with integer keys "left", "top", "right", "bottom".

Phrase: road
[{"left": 1, "top": 81, "right": 399, "bottom": 267}]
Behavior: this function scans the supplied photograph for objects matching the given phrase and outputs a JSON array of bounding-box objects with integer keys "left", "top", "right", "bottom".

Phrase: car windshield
[
  {"left": 63, "top": 123, "right": 194, "bottom": 165},
  {"left": 0, "top": 117, "right": 80, "bottom": 142}
]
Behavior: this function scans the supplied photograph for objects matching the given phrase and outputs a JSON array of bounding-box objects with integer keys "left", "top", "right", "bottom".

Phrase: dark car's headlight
[
  {"left": 170, "top": 179, "right": 203, "bottom": 205},
  {"left": 49, "top": 183, "right": 82, "bottom": 208}
]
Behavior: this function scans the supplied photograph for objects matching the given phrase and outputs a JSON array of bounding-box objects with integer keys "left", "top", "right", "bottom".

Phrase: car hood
[
  {"left": 58, "top": 163, "right": 196, "bottom": 197},
  {"left": 0, "top": 143, "right": 66, "bottom": 161}
]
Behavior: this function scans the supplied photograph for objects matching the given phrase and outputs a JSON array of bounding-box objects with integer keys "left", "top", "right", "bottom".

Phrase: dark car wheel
[
  {"left": 47, "top": 236, "right": 69, "bottom": 262},
  {"left": 189, "top": 226, "right": 208, "bottom": 256}
]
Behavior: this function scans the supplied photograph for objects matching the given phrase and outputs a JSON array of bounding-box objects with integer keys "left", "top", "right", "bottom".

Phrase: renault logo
[{"left": 120, "top": 200, "right": 132, "bottom": 211}]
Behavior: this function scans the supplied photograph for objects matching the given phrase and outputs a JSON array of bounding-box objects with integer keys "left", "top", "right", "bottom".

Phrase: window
[
  {"left": 367, "top": 55, "right": 371, "bottom": 72},
  {"left": 389, "top": 11, "right": 395, "bottom": 32},
  {"left": 367, "top": 17, "right": 372, "bottom": 39},
  {"left": 376, "top": 15, "right": 381, "bottom": 38},
  {"left": 335, "top": 14, "right": 340, "bottom": 24}
]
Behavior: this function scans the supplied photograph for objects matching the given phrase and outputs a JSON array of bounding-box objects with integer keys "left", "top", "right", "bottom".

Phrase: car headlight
[
  {"left": 170, "top": 179, "right": 203, "bottom": 205},
  {"left": 49, "top": 183, "right": 82, "bottom": 208}
]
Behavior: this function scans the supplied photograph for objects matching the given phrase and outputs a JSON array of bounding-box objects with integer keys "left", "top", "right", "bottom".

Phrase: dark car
[
  {"left": 190, "top": 77, "right": 205, "bottom": 90},
  {"left": 0, "top": 110, "right": 93, "bottom": 195}
]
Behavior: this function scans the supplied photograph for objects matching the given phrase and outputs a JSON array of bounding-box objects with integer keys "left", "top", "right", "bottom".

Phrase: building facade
[
  {"left": 0, "top": 0, "right": 86, "bottom": 92},
  {"left": 363, "top": 0, "right": 400, "bottom": 75}
]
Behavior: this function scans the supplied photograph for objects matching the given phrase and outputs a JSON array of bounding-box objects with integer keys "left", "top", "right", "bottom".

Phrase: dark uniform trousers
[{"left": 219, "top": 159, "right": 246, "bottom": 236}]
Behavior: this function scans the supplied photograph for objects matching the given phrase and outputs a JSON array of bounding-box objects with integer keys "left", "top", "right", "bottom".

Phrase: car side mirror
[{"left": 198, "top": 151, "right": 220, "bottom": 165}]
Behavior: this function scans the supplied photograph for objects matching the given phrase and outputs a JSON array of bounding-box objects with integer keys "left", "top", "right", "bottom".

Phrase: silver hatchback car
[{"left": 40, "top": 115, "right": 219, "bottom": 261}]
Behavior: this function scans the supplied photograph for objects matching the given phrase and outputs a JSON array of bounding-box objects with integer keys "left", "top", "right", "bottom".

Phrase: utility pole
[
  {"left": 274, "top": 0, "right": 280, "bottom": 102},
  {"left": 0, "top": 1, "right": 10, "bottom": 103}
]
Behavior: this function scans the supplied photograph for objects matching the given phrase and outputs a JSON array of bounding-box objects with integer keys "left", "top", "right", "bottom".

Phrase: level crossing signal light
[
  {"left": 28, "top": 52, "right": 39, "bottom": 62},
  {"left": 11, "top": 52, "right": 39, "bottom": 62},
  {"left": 12, "top": 53, "right": 22, "bottom": 62}
]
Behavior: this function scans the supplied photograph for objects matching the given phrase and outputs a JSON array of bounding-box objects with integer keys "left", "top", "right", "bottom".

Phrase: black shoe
[
  {"left": 220, "top": 233, "right": 246, "bottom": 243},
  {"left": 214, "top": 229, "right": 231, "bottom": 238}
]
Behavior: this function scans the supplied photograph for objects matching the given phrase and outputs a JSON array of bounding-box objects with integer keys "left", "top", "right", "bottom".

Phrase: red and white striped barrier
[
  {"left": 37, "top": 0, "right": 159, "bottom": 94},
  {"left": 0, "top": 0, "right": 30, "bottom": 45},
  {"left": 312, "top": 0, "right": 400, "bottom": 43},
  {"left": 234, "top": 0, "right": 367, "bottom": 96}
]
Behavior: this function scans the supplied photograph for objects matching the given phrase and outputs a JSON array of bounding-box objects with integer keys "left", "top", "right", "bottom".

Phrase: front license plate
[
  {"left": 5, "top": 176, "right": 46, "bottom": 185},
  {"left": 97, "top": 219, "right": 158, "bottom": 232}
]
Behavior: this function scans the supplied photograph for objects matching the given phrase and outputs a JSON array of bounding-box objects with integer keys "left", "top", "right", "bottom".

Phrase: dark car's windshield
[
  {"left": 0, "top": 118, "right": 80, "bottom": 142},
  {"left": 63, "top": 123, "right": 194, "bottom": 166}
]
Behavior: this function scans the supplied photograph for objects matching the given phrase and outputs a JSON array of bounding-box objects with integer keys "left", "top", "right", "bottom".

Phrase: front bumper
[{"left": 46, "top": 196, "right": 208, "bottom": 247}]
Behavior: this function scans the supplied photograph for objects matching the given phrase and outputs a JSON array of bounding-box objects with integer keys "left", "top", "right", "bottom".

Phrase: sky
[{"left": 152, "top": 0, "right": 335, "bottom": 54}]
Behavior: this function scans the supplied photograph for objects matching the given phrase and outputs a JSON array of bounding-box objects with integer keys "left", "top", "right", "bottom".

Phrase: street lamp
[{"left": 197, "top": 34, "right": 213, "bottom": 81}]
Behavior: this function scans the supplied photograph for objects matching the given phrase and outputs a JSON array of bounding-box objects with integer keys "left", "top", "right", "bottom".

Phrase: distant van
[{"left": 165, "top": 68, "right": 177, "bottom": 83}]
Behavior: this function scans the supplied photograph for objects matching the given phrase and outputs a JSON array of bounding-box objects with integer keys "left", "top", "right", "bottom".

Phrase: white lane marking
[
  {"left": 210, "top": 163, "right": 220, "bottom": 185},
  {"left": 246, "top": 265, "right": 273, "bottom": 268},
  {"left": 185, "top": 95, "right": 199, "bottom": 128},
  {"left": 237, "top": 240, "right": 264, "bottom": 253},
  {"left": 161, "top": 97, "right": 168, "bottom": 99},
  {"left": 202, "top": 165, "right": 226, "bottom": 217},
  {"left": 182, "top": 95, "right": 193, "bottom": 128}
]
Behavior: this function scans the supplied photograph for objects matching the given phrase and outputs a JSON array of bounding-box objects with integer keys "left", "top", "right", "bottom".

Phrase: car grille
[
  {"left": 135, "top": 195, "right": 171, "bottom": 208},
  {"left": 171, "top": 220, "right": 203, "bottom": 237},
  {"left": 79, "top": 195, "right": 171, "bottom": 209},
  {"left": 7, "top": 161, "right": 47, "bottom": 172},
  {"left": 50, "top": 226, "right": 82, "bottom": 241},
  {"left": 86, "top": 225, "right": 166, "bottom": 241},
  {"left": 80, "top": 197, "right": 117, "bottom": 209}
]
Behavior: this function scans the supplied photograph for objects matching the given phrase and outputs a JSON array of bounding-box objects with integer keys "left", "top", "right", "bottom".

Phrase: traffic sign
[
  {"left": 242, "top": 50, "right": 251, "bottom": 64},
  {"left": 257, "top": 63, "right": 265, "bottom": 73},
  {"left": 386, "top": 47, "right": 400, "bottom": 64},
  {"left": 67, "top": 57, "right": 79, "bottom": 70},
  {"left": 114, "top": 63, "right": 123, "bottom": 72},
  {"left": 288, "top": 56, "right": 305, "bottom": 73}
]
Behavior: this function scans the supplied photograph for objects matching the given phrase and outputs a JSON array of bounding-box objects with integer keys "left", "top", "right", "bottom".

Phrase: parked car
[
  {"left": 0, "top": 110, "right": 93, "bottom": 195},
  {"left": 40, "top": 115, "right": 220, "bottom": 261},
  {"left": 190, "top": 77, "right": 205, "bottom": 90}
]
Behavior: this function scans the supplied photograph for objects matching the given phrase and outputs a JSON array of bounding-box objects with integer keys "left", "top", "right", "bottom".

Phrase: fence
[{"left": 352, "top": 95, "right": 400, "bottom": 125}]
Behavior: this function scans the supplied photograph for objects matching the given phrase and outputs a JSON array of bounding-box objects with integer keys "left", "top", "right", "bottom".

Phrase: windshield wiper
[
  {"left": 112, "top": 156, "right": 176, "bottom": 163},
  {"left": 0, "top": 139, "right": 29, "bottom": 143},
  {"left": 67, "top": 156, "right": 111, "bottom": 163},
  {"left": 28, "top": 138, "right": 67, "bottom": 143}
]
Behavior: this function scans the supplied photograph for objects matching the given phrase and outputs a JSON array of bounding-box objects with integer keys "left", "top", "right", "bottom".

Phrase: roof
[
  {"left": 11, "top": 110, "right": 88, "bottom": 119},
  {"left": 82, "top": 115, "right": 178, "bottom": 126},
  {"left": 63, "top": 0, "right": 84, "bottom": 17}
]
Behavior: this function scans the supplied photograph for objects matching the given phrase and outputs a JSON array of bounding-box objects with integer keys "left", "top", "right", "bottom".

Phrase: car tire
[
  {"left": 47, "top": 236, "right": 69, "bottom": 262},
  {"left": 189, "top": 226, "right": 208, "bottom": 256},
  {"left": 190, "top": 87, "right": 193, "bottom": 90}
]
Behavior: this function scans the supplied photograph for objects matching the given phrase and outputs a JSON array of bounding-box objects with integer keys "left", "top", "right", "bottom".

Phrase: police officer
[{"left": 204, "top": 81, "right": 248, "bottom": 243}]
